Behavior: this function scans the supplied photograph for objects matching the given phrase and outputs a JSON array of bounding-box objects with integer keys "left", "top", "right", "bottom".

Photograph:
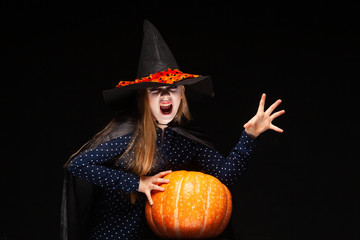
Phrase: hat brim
[{"left": 103, "top": 75, "right": 213, "bottom": 109}]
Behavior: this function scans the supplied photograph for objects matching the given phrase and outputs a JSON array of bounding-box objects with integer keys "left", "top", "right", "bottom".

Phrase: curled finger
[
  {"left": 154, "top": 177, "right": 170, "bottom": 184},
  {"left": 151, "top": 184, "right": 165, "bottom": 192},
  {"left": 145, "top": 191, "right": 153, "bottom": 206},
  {"left": 154, "top": 170, "right": 172, "bottom": 178}
]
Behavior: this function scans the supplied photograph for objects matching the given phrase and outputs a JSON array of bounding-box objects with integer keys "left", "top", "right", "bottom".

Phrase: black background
[{"left": 3, "top": 1, "right": 359, "bottom": 239}]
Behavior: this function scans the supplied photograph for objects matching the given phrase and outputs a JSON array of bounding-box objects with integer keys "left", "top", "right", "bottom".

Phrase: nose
[{"left": 160, "top": 88, "right": 171, "bottom": 96}]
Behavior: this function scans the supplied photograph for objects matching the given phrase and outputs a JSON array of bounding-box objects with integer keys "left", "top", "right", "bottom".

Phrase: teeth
[{"left": 160, "top": 103, "right": 172, "bottom": 106}]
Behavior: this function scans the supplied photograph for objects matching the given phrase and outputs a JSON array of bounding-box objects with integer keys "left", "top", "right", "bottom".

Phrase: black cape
[{"left": 60, "top": 118, "right": 217, "bottom": 240}]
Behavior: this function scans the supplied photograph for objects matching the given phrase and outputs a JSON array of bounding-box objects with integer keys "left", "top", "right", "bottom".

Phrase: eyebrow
[{"left": 148, "top": 86, "right": 178, "bottom": 90}]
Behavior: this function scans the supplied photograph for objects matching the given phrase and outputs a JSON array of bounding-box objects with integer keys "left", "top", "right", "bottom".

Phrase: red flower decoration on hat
[{"left": 115, "top": 68, "right": 200, "bottom": 88}]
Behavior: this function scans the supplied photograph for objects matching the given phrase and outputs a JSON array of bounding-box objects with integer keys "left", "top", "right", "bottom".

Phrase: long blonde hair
[
  {"left": 124, "top": 86, "right": 190, "bottom": 175},
  {"left": 65, "top": 86, "right": 191, "bottom": 203}
]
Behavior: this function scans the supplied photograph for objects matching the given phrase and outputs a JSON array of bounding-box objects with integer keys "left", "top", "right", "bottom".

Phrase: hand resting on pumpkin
[{"left": 138, "top": 170, "right": 172, "bottom": 205}]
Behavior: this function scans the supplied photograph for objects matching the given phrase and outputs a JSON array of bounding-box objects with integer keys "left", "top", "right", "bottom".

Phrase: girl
[{"left": 61, "top": 20, "right": 285, "bottom": 240}]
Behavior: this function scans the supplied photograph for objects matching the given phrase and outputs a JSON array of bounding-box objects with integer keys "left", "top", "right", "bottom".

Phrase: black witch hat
[{"left": 103, "top": 20, "right": 213, "bottom": 108}]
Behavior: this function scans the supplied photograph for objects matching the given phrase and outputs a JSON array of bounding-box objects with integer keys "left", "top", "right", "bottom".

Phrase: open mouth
[{"left": 160, "top": 102, "right": 173, "bottom": 115}]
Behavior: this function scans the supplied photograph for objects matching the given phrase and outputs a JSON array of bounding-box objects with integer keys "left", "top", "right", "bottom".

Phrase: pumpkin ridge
[
  {"left": 159, "top": 176, "right": 166, "bottom": 235},
  {"left": 174, "top": 172, "right": 186, "bottom": 239},
  {"left": 215, "top": 184, "right": 232, "bottom": 237},
  {"left": 215, "top": 184, "right": 228, "bottom": 236},
  {"left": 162, "top": 172, "right": 176, "bottom": 238},
  {"left": 149, "top": 201, "right": 162, "bottom": 236},
  {"left": 196, "top": 173, "right": 211, "bottom": 239}
]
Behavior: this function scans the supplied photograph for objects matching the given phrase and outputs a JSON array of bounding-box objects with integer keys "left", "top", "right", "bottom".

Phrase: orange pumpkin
[{"left": 145, "top": 170, "right": 232, "bottom": 239}]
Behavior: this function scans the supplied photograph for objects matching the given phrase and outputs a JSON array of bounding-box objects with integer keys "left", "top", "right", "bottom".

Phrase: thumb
[{"left": 145, "top": 191, "right": 153, "bottom": 206}]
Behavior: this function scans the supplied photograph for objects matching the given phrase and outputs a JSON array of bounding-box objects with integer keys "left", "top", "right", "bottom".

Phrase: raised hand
[
  {"left": 138, "top": 170, "right": 172, "bottom": 205},
  {"left": 243, "top": 93, "right": 285, "bottom": 139}
]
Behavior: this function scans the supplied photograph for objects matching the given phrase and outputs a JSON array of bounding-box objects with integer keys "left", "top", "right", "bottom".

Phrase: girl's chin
[{"left": 156, "top": 115, "right": 175, "bottom": 125}]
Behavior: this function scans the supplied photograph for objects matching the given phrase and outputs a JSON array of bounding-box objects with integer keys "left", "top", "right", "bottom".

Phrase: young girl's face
[{"left": 147, "top": 85, "right": 183, "bottom": 125}]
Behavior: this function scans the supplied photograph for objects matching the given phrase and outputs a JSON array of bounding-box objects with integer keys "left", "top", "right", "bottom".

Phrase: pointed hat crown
[
  {"left": 102, "top": 20, "right": 213, "bottom": 109},
  {"left": 136, "top": 20, "right": 179, "bottom": 78}
]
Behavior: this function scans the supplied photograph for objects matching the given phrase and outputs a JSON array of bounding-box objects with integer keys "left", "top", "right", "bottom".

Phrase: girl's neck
[{"left": 156, "top": 121, "right": 168, "bottom": 130}]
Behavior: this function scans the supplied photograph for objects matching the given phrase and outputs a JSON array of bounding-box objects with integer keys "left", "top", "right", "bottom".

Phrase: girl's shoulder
[
  {"left": 170, "top": 122, "right": 214, "bottom": 150},
  {"left": 106, "top": 132, "right": 134, "bottom": 143},
  {"left": 101, "top": 119, "right": 136, "bottom": 143}
]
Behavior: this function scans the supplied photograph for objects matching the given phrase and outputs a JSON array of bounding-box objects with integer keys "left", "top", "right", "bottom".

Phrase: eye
[
  {"left": 148, "top": 87, "right": 160, "bottom": 94},
  {"left": 169, "top": 85, "right": 179, "bottom": 92}
]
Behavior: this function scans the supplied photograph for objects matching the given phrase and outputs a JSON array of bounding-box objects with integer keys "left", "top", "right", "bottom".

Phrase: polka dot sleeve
[
  {"left": 67, "top": 135, "right": 140, "bottom": 193},
  {"left": 195, "top": 130, "right": 256, "bottom": 186}
]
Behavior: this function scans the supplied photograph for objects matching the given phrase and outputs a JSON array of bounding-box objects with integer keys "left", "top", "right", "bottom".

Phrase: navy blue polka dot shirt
[{"left": 67, "top": 127, "right": 256, "bottom": 239}]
